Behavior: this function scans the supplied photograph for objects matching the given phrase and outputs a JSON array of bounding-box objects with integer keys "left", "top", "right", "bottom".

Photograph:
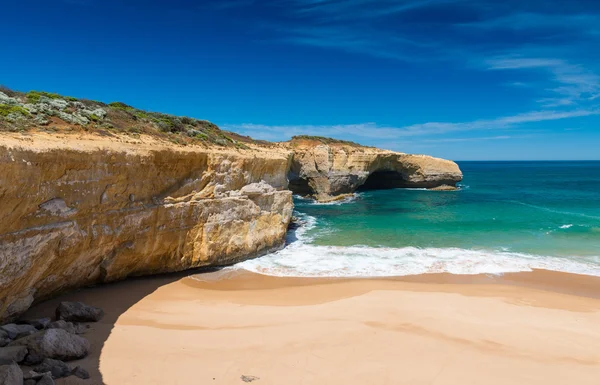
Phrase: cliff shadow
[
  {"left": 19, "top": 269, "right": 218, "bottom": 385},
  {"left": 356, "top": 170, "right": 410, "bottom": 191}
]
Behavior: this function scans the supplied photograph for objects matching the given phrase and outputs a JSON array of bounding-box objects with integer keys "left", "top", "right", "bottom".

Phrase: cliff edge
[
  {"left": 286, "top": 136, "right": 463, "bottom": 202},
  {"left": 0, "top": 133, "right": 293, "bottom": 321},
  {"left": 0, "top": 88, "right": 462, "bottom": 321}
]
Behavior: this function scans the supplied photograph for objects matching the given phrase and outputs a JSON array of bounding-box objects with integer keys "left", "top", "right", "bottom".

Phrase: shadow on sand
[{"left": 20, "top": 268, "right": 219, "bottom": 385}]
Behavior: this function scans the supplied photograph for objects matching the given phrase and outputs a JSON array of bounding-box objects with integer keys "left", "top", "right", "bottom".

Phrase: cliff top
[
  {"left": 0, "top": 86, "right": 381, "bottom": 153},
  {"left": 289, "top": 135, "right": 369, "bottom": 148},
  {"left": 0, "top": 86, "right": 272, "bottom": 150}
]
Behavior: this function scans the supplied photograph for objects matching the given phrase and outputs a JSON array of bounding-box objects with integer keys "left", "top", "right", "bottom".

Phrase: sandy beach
[{"left": 22, "top": 269, "right": 600, "bottom": 385}]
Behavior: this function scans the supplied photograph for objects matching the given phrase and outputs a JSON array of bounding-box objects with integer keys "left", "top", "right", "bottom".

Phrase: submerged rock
[
  {"left": 428, "top": 184, "right": 458, "bottom": 191},
  {"left": 56, "top": 302, "right": 104, "bottom": 323}
]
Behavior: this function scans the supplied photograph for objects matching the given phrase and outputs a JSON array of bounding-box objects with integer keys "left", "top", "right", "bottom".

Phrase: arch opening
[
  {"left": 288, "top": 177, "right": 314, "bottom": 196},
  {"left": 356, "top": 170, "right": 410, "bottom": 191}
]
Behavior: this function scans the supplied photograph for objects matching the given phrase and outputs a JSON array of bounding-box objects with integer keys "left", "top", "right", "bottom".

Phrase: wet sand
[{"left": 23, "top": 269, "right": 600, "bottom": 385}]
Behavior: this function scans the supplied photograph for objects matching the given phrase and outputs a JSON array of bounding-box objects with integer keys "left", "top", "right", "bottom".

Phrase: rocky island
[{"left": 0, "top": 88, "right": 462, "bottom": 323}]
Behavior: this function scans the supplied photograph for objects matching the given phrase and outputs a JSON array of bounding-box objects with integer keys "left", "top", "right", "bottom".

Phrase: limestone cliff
[
  {"left": 0, "top": 133, "right": 293, "bottom": 321},
  {"left": 0, "top": 89, "right": 463, "bottom": 322},
  {"left": 286, "top": 137, "right": 463, "bottom": 202}
]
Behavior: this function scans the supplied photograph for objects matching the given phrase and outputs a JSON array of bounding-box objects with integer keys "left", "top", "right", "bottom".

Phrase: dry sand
[{"left": 23, "top": 269, "right": 600, "bottom": 385}]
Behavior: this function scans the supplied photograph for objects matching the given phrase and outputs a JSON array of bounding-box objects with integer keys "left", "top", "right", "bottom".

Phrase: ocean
[{"left": 236, "top": 161, "right": 600, "bottom": 277}]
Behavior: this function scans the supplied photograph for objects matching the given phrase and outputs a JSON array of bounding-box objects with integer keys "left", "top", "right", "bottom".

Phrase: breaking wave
[{"left": 235, "top": 214, "right": 600, "bottom": 278}]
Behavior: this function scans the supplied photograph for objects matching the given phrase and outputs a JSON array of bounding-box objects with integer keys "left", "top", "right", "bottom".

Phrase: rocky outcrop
[
  {"left": 286, "top": 138, "right": 463, "bottom": 201},
  {"left": 0, "top": 130, "right": 461, "bottom": 321},
  {"left": 0, "top": 134, "right": 293, "bottom": 321}
]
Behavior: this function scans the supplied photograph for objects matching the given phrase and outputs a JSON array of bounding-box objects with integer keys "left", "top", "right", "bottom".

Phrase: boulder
[
  {"left": 0, "top": 330, "right": 9, "bottom": 348},
  {"left": 8, "top": 329, "right": 90, "bottom": 361},
  {"left": 0, "top": 362, "right": 23, "bottom": 385},
  {"left": 71, "top": 366, "right": 90, "bottom": 380},
  {"left": 0, "top": 326, "right": 17, "bottom": 340},
  {"left": 34, "top": 359, "right": 71, "bottom": 379},
  {"left": 48, "top": 320, "right": 84, "bottom": 334},
  {"left": 24, "top": 380, "right": 36, "bottom": 385},
  {"left": 0, "top": 346, "right": 28, "bottom": 365},
  {"left": 56, "top": 302, "right": 104, "bottom": 323},
  {"left": 0, "top": 324, "right": 37, "bottom": 340},
  {"left": 23, "top": 370, "right": 48, "bottom": 381},
  {"left": 21, "top": 319, "right": 51, "bottom": 331},
  {"left": 21, "top": 351, "right": 44, "bottom": 366},
  {"left": 36, "top": 374, "right": 55, "bottom": 385}
]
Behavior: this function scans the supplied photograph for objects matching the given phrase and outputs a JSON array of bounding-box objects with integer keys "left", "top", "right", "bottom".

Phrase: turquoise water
[{"left": 237, "top": 162, "right": 600, "bottom": 277}]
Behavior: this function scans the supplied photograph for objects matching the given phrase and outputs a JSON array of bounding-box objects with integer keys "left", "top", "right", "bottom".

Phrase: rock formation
[
  {"left": 286, "top": 137, "right": 463, "bottom": 202},
  {"left": 1, "top": 301, "right": 100, "bottom": 384},
  {"left": 0, "top": 134, "right": 293, "bottom": 321},
  {"left": 0, "top": 89, "right": 462, "bottom": 322}
]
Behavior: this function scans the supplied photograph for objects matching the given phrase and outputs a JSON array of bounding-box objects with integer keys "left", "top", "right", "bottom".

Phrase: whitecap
[{"left": 235, "top": 243, "right": 600, "bottom": 278}]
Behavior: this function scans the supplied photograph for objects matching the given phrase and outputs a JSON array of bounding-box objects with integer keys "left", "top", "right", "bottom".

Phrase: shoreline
[
  {"left": 188, "top": 268, "right": 600, "bottom": 301},
  {"left": 23, "top": 268, "right": 600, "bottom": 385}
]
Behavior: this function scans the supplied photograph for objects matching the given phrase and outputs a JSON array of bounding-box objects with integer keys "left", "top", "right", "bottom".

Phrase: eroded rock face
[
  {"left": 0, "top": 135, "right": 293, "bottom": 321},
  {"left": 287, "top": 140, "right": 463, "bottom": 201},
  {"left": 0, "top": 133, "right": 460, "bottom": 321}
]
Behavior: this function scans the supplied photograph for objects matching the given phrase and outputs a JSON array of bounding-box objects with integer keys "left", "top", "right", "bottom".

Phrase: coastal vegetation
[
  {"left": 0, "top": 86, "right": 254, "bottom": 149},
  {"left": 291, "top": 135, "right": 366, "bottom": 147}
]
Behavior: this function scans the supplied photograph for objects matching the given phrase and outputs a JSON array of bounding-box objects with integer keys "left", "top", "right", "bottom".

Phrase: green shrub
[
  {"left": 181, "top": 116, "right": 195, "bottom": 125},
  {"left": 108, "top": 101, "right": 132, "bottom": 109},
  {"left": 26, "top": 90, "right": 62, "bottom": 103},
  {"left": 0, "top": 104, "right": 29, "bottom": 117}
]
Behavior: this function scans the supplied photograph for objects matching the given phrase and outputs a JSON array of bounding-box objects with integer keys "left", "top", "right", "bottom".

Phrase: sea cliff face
[
  {"left": 286, "top": 138, "right": 463, "bottom": 201},
  {"left": 0, "top": 133, "right": 463, "bottom": 321},
  {"left": 0, "top": 134, "right": 293, "bottom": 321}
]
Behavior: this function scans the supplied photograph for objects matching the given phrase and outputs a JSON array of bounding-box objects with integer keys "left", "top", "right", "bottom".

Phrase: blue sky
[{"left": 2, "top": 0, "right": 599, "bottom": 160}]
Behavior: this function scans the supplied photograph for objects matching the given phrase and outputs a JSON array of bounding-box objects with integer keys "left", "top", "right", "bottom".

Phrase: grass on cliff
[
  {"left": 0, "top": 104, "right": 29, "bottom": 117},
  {"left": 0, "top": 86, "right": 261, "bottom": 148},
  {"left": 291, "top": 135, "right": 366, "bottom": 147},
  {"left": 0, "top": 86, "right": 367, "bottom": 150}
]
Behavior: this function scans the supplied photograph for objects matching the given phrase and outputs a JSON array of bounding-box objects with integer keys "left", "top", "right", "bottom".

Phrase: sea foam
[{"left": 235, "top": 215, "right": 600, "bottom": 278}]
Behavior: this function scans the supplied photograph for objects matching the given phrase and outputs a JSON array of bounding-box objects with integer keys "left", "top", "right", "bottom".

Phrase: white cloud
[
  {"left": 487, "top": 57, "right": 600, "bottom": 107},
  {"left": 224, "top": 108, "right": 599, "bottom": 142}
]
